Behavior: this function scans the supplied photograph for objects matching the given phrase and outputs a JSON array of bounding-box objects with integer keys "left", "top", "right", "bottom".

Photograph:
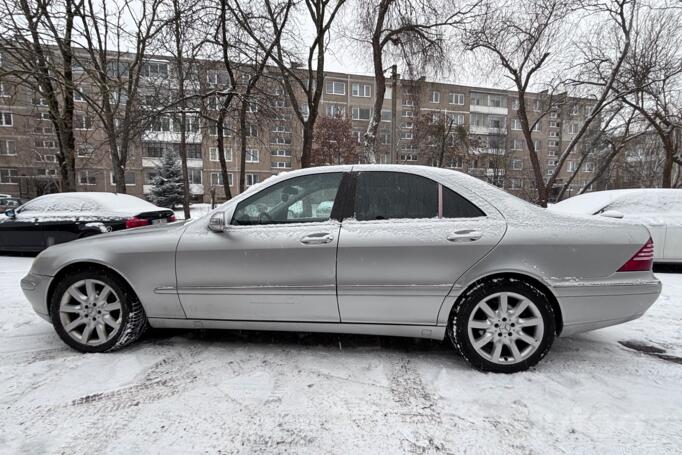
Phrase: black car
[{"left": 0, "top": 192, "right": 176, "bottom": 253}]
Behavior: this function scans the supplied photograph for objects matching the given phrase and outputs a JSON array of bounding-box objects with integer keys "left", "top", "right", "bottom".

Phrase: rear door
[{"left": 336, "top": 170, "right": 506, "bottom": 325}]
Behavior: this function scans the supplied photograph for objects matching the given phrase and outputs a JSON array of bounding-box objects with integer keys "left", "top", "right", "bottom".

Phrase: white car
[{"left": 550, "top": 188, "right": 682, "bottom": 263}]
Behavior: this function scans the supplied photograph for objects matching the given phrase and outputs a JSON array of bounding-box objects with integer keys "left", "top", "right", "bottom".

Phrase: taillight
[
  {"left": 168, "top": 215, "right": 176, "bottom": 222},
  {"left": 125, "top": 216, "right": 151, "bottom": 229},
  {"left": 617, "top": 237, "right": 654, "bottom": 272}
]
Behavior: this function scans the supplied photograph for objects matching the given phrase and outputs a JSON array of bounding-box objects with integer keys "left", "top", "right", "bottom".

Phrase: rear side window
[
  {"left": 442, "top": 186, "right": 485, "bottom": 218},
  {"left": 355, "top": 172, "right": 437, "bottom": 220}
]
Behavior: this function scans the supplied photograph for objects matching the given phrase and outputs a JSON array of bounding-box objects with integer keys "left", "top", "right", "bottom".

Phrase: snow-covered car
[
  {"left": 549, "top": 189, "right": 682, "bottom": 264},
  {"left": 21, "top": 166, "right": 661, "bottom": 373},
  {"left": 1, "top": 192, "right": 175, "bottom": 253}
]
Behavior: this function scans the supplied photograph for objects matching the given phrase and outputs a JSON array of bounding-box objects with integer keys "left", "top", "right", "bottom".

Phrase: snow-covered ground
[{"left": 0, "top": 256, "right": 680, "bottom": 454}]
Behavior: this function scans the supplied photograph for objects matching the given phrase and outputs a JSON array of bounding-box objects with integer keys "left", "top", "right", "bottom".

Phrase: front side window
[{"left": 232, "top": 172, "right": 343, "bottom": 225}]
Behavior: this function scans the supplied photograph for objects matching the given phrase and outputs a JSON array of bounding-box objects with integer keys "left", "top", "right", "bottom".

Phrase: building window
[
  {"left": 549, "top": 120, "right": 558, "bottom": 128},
  {"left": 571, "top": 105, "right": 579, "bottom": 116},
  {"left": 245, "top": 149, "right": 260, "bottom": 163},
  {"left": 111, "top": 171, "right": 136, "bottom": 186},
  {"left": 446, "top": 113, "right": 465, "bottom": 125},
  {"left": 549, "top": 131, "right": 559, "bottom": 138},
  {"left": 400, "top": 131, "right": 413, "bottom": 140},
  {"left": 209, "top": 120, "right": 230, "bottom": 137},
  {"left": 271, "top": 124, "right": 292, "bottom": 133},
  {"left": 271, "top": 149, "right": 291, "bottom": 157},
  {"left": 510, "top": 178, "right": 521, "bottom": 190},
  {"left": 550, "top": 111, "right": 558, "bottom": 119},
  {"left": 0, "top": 168, "right": 18, "bottom": 184},
  {"left": 489, "top": 95, "right": 504, "bottom": 108},
  {"left": 567, "top": 161, "right": 577, "bottom": 172},
  {"left": 584, "top": 162, "right": 594, "bottom": 172},
  {"left": 353, "top": 130, "right": 363, "bottom": 143},
  {"left": 511, "top": 99, "right": 519, "bottom": 110},
  {"left": 431, "top": 91, "right": 440, "bottom": 103},
  {"left": 73, "top": 88, "right": 84, "bottom": 102},
  {"left": 0, "top": 139, "right": 16, "bottom": 155},
  {"left": 325, "top": 81, "right": 345, "bottom": 95},
  {"left": 79, "top": 170, "right": 96, "bottom": 185},
  {"left": 399, "top": 153, "right": 418, "bottom": 162},
  {"left": 401, "top": 122, "right": 413, "bottom": 129},
  {"left": 246, "top": 124, "right": 258, "bottom": 137},
  {"left": 209, "top": 147, "right": 232, "bottom": 162},
  {"left": 0, "top": 112, "right": 13, "bottom": 126},
  {"left": 381, "top": 110, "right": 392, "bottom": 122},
  {"left": 325, "top": 103, "right": 345, "bottom": 117},
  {"left": 532, "top": 122, "right": 541, "bottom": 132},
  {"left": 511, "top": 159, "right": 523, "bottom": 170},
  {"left": 569, "top": 122, "right": 579, "bottom": 134},
  {"left": 352, "top": 107, "right": 371, "bottom": 120},
  {"left": 186, "top": 144, "right": 202, "bottom": 159},
  {"left": 379, "top": 132, "right": 391, "bottom": 145},
  {"left": 511, "top": 139, "right": 523, "bottom": 151},
  {"left": 533, "top": 100, "right": 541, "bottom": 112},
  {"left": 533, "top": 139, "right": 542, "bottom": 151},
  {"left": 210, "top": 172, "right": 233, "bottom": 186},
  {"left": 402, "top": 98, "right": 415, "bottom": 107},
  {"left": 75, "top": 114, "right": 92, "bottom": 130},
  {"left": 246, "top": 173, "right": 259, "bottom": 186},
  {"left": 548, "top": 140, "right": 559, "bottom": 148},
  {"left": 272, "top": 161, "right": 292, "bottom": 169},
  {"left": 401, "top": 110, "right": 414, "bottom": 118},
  {"left": 351, "top": 83, "right": 371, "bottom": 97},
  {"left": 187, "top": 168, "right": 202, "bottom": 184},
  {"left": 142, "top": 61, "right": 169, "bottom": 78},
  {"left": 448, "top": 92, "right": 464, "bottom": 105},
  {"left": 511, "top": 119, "right": 521, "bottom": 130}
]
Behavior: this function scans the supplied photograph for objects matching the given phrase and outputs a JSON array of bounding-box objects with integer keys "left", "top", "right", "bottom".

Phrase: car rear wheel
[
  {"left": 448, "top": 278, "right": 555, "bottom": 373},
  {"left": 50, "top": 271, "right": 148, "bottom": 353}
]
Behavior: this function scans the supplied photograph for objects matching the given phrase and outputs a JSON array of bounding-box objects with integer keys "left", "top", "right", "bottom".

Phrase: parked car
[
  {"left": 0, "top": 197, "right": 25, "bottom": 212},
  {"left": 549, "top": 188, "right": 682, "bottom": 264},
  {"left": 1, "top": 192, "right": 175, "bottom": 253},
  {"left": 21, "top": 166, "right": 660, "bottom": 373}
]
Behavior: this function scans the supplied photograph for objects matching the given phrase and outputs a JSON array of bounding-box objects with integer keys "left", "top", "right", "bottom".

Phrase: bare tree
[
  {"left": 464, "top": 0, "right": 636, "bottom": 206},
  {"left": 72, "top": 0, "right": 168, "bottom": 193},
  {"left": 227, "top": 0, "right": 344, "bottom": 169},
  {"left": 0, "top": 0, "right": 83, "bottom": 191},
  {"left": 312, "top": 115, "right": 358, "bottom": 165},
  {"left": 617, "top": 5, "right": 682, "bottom": 187},
  {"left": 356, "top": 0, "right": 481, "bottom": 163}
]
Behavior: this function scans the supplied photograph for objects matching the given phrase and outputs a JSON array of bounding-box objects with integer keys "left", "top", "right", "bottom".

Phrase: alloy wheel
[
  {"left": 467, "top": 292, "right": 544, "bottom": 365},
  {"left": 58, "top": 279, "right": 122, "bottom": 346}
]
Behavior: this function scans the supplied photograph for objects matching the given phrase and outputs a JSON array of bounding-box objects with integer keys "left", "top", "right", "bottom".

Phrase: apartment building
[{"left": 0, "top": 53, "right": 599, "bottom": 203}]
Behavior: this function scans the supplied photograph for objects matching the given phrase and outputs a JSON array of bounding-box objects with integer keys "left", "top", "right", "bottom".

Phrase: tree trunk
[
  {"left": 301, "top": 122, "right": 315, "bottom": 168},
  {"left": 216, "top": 114, "right": 232, "bottom": 200},
  {"left": 517, "top": 93, "right": 547, "bottom": 206},
  {"left": 661, "top": 135, "right": 675, "bottom": 188},
  {"left": 238, "top": 100, "right": 248, "bottom": 193}
]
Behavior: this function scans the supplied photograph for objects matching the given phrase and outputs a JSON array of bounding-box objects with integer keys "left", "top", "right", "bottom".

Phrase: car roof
[
  {"left": 551, "top": 188, "right": 682, "bottom": 215},
  {"left": 26, "top": 192, "right": 161, "bottom": 213}
]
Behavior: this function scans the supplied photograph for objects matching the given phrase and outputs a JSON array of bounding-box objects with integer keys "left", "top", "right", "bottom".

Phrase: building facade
[{"left": 0, "top": 54, "right": 600, "bottom": 203}]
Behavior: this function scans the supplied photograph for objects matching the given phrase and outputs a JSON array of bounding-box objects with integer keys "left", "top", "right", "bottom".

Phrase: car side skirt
[{"left": 148, "top": 318, "right": 447, "bottom": 340}]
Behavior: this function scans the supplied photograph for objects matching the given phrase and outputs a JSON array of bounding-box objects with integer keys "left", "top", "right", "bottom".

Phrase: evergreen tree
[{"left": 149, "top": 150, "right": 184, "bottom": 209}]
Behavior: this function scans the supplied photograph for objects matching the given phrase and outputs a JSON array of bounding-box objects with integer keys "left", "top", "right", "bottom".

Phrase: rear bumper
[
  {"left": 553, "top": 277, "right": 661, "bottom": 336},
  {"left": 21, "top": 272, "right": 52, "bottom": 322}
]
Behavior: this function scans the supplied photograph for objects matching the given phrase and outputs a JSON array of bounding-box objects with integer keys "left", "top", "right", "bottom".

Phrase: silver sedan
[{"left": 21, "top": 165, "right": 661, "bottom": 373}]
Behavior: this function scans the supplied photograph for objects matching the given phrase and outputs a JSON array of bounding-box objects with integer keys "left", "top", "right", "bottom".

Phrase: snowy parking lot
[{"left": 1, "top": 255, "right": 681, "bottom": 454}]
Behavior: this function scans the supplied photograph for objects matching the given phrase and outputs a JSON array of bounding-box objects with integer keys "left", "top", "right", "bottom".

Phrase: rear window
[
  {"left": 354, "top": 172, "right": 484, "bottom": 221},
  {"left": 355, "top": 172, "right": 437, "bottom": 221}
]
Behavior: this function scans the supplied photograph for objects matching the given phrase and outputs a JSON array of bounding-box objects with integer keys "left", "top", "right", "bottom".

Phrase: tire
[
  {"left": 50, "top": 270, "right": 148, "bottom": 353},
  {"left": 448, "top": 278, "right": 555, "bottom": 373}
]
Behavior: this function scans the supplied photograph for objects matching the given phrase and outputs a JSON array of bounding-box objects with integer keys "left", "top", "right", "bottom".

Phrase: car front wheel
[
  {"left": 449, "top": 278, "right": 555, "bottom": 373},
  {"left": 50, "top": 270, "right": 147, "bottom": 353}
]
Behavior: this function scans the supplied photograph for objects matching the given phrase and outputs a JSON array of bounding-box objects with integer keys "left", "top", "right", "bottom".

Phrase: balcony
[
  {"left": 470, "top": 104, "right": 508, "bottom": 115},
  {"left": 142, "top": 131, "right": 202, "bottom": 143},
  {"left": 469, "top": 125, "right": 507, "bottom": 135}
]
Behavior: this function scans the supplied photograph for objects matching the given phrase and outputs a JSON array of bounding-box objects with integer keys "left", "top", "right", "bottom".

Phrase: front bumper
[
  {"left": 21, "top": 272, "right": 52, "bottom": 322},
  {"left": 553, "top": 276, "right": 662, "bottom": 336}
]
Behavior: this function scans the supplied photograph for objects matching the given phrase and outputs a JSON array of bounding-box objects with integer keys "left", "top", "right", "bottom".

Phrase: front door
[
  {"left": 176, "top": 171, "right": 347, "bottom": 322},
  {"left": 336, "top": 170, "right": 506, "bottom": 325}
]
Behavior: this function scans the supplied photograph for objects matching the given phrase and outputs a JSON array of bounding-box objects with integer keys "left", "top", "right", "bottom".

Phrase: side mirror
[
  {"left": 4, "top": 208, "right": 15, "bottom": 219},
  {"left": 600, "top": 210, "right": 624, "bottom": 219},
  {"left": 208, "top": 211, "right": 226, "bottom": 232}
]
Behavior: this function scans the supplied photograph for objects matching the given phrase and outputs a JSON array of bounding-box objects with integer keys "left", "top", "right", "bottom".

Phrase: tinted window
[
  {"left": 442, "top": 186, "right": 485, "bottom": 218},
  {"left": 355, "top": 172, "right": 437, "bottom": 221},
  {"left": 232, "top": 173, "right": 343, "bottom": 225}
]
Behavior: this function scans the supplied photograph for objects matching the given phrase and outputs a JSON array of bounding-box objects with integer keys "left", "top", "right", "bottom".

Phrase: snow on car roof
[
  {"left": 550, "top": 189, "right": 682, "bottom": 215},
  {"left": 24, "top": 192, "right": 162, "bottom": 214}
]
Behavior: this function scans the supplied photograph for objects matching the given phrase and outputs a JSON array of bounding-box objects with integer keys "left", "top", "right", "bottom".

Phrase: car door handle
[
  {"left": 300, "top": 233, "right": 334, "bottom": 245},
  {"left": 447, "top": 230, "right": 482, "bottom": 242}
]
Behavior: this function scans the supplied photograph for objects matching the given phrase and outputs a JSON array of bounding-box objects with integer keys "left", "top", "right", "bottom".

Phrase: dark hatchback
[{"left": 0, "top": 192, "right": 175, "bottom": 253}]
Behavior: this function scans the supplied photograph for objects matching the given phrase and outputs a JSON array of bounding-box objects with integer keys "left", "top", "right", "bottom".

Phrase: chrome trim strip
[{"left": 551, "top": 279, "right": 661, "bottom": 288}]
